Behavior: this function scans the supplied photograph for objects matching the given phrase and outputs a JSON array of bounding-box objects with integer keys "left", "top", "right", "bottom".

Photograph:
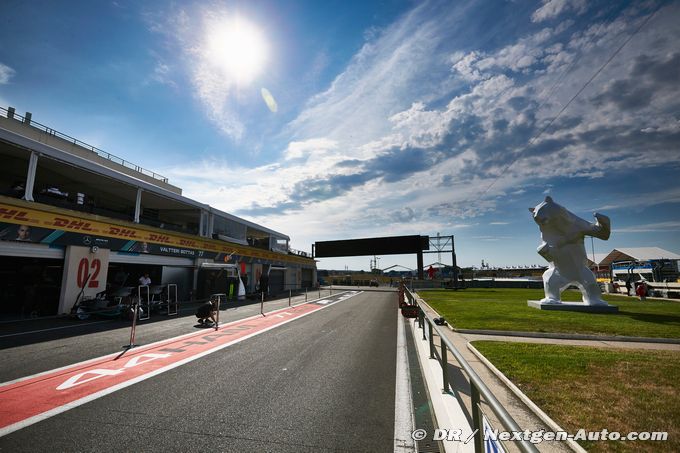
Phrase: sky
[{"left": 1, "top": 0, "right": 679, "bottom": 271}]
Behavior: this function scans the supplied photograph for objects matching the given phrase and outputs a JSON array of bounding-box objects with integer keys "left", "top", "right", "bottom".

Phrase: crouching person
[{"left": 196, "top": 299, "right": 217, "bottom": 326}]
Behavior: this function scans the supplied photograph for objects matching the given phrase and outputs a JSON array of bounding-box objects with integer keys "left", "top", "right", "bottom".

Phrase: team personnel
[
  {"left": 196, "top": 299, "right": 217, "bottom": 326},
  {"left": 138, "top": 273, "right": 151, "bottom": 286}
]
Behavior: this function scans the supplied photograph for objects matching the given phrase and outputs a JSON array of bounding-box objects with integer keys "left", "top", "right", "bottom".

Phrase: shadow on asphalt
[
  {"left": 0, "top": 296, "right": 284, "bottom": 350},
  {"left": 0, "top": 287, "right": 394, "bottom": 350}
]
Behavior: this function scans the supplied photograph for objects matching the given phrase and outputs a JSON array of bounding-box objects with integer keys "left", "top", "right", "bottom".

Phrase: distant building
[
  {"left": 382, "top": 265, "right": 416, "bottom": 278},
  {"left": 461, "top": 265, "right": 546, "bottom": 279},
  {"left": 589, "top": 247, "right": 680, "bottom": 283}
]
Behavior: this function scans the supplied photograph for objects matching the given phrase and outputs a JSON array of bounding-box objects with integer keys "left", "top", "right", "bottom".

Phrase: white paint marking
[
  {"left": 0, "top": 290, "right": 363, "bottom": 437},
  {"left": 122, "top": 353, "right": 171, "bottom": 369},
  {"left": 56, "top": 369, "right": 125, "bottom": 391},
  {"left": 0, "top": 320, "right": 111, "bottom": 339},
  {"left": 394, "top": 313, "right": 416, "bottom": 452},
  {"left": 0, "top": 292, "right": 352, "bottom": 389}
]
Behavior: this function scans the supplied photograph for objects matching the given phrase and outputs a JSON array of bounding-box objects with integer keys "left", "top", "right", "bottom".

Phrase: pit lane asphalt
[
  {"left": 0, "top": 290, "right": 398, "bottom": 452},
  {"left": 0, "top": 290, "right": 339, "bottom": 383}
]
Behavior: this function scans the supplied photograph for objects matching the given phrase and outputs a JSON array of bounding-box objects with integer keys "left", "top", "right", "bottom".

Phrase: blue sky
[{"left": 1, "top": 0, "right": 679, "bottom": 271}]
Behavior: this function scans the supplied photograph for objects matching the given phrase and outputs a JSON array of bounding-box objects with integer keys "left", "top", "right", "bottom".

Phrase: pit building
[{"left": 0, "top": 107, "right": 316, "bottom": 319}]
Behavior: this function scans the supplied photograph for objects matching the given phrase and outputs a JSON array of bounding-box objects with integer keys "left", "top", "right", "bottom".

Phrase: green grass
[
  {"left": 420, "top": 288, "right": 680, "bottom": 338},
  {"left": 472, "top": 341, "right": 680, "bottom": 452}
]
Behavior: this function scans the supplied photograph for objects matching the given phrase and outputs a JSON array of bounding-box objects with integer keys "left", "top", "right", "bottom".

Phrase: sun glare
[{"left": 205, "top": 16, "right": 268, "bottom": 84}]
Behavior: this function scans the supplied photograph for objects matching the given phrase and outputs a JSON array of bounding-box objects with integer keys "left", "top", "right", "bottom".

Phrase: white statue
[{"left": 529, "top": 196, "right": 610, "bottom": 305}]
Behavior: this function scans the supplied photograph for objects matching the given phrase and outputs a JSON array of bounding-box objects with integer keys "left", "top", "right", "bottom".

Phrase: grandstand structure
[{"left": 0, "top": 107, "right": 316, "bottom": 319}]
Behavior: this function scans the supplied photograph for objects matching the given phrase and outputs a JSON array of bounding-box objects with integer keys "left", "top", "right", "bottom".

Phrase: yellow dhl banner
[{"left": 0, "top": 201, "right": 312, "bottom": 264}]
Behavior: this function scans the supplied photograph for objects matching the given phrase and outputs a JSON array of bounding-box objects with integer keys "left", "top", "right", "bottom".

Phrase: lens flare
[{"left": 261, "top": 87, "right": 278, "bottom": 113}]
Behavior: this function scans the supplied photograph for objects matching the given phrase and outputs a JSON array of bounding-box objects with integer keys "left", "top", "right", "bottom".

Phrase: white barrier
[
  {"left": 137, "top": 285, "right": 151, "bottom": 321},
  {"left": 167, "top": 284, "right": 178, "bottom": 316}
]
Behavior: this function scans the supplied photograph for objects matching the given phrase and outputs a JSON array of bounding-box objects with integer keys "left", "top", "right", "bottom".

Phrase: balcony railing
[{"left": 1, "top": 106, "right": 169, "bottom": 183}]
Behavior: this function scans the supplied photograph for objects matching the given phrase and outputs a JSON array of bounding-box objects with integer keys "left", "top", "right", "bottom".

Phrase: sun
[{"left": 204, "top": 15, "right": 268, "bottom": 85}]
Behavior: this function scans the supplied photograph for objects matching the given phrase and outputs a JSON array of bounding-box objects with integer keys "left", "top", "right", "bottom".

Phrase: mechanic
[{"left": 196, "top": 299, "right": 217, "bottom": 326}]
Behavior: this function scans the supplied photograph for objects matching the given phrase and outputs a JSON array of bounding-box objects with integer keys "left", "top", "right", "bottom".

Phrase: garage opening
[
  {"left": 0, "top": 257, "right": 63, "bottom": 319},
  {"left": 197, "top": 263, "right": 242, "bottom": 300},
  {"left": 268, "top": 267, "right": 286, "bottom": 295}
]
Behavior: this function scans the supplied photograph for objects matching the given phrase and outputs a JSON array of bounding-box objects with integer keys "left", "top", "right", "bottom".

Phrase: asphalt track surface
[
  {"left": 0, "top": 290, "right": 399, "bottom": 452},
  {"left": 0, "top": 290, "right": 348, "bottom": 382}
]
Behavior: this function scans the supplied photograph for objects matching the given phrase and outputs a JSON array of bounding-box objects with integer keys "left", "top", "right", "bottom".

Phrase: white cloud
[
  {"left": 148, "top": 60, "right": 177, "bottom": 88},
  {"left": 473, "top": 25, "right": 572, "bottom": 74},
  {"left": 531, "top": 0, "right": 587, "bottom": 23},
  {"left": 388, "top": 102, "right": 451, "bottom": 148},
  {"left": 0, "top": 63, "right": 15, "bottom": 84},
  {"left": 192, "top": 61, "right": 245, "bottom": 139},
  {"left": 161, "top": 1, "right": 680, "bottom": 264},
  {"left": 613, "top": 221, "right": 680, "bottom": 233},
  {"left": 288, "top": 2, "right": 462, "bottom": 153},
  {"left": 451, "top": 51, "right": 486, "bottom": 81},
  {"left": 283, "top": 138, "right": 337, "bottom": 161},
  {"left": 471, "top": 236, "right": 512, "bottom": 241},
  {"left": 592, "top": 187, "right": 680, "bottom": 212}
]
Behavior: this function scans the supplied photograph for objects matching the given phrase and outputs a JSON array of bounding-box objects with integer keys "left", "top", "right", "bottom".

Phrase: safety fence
[
  {"left": 270, "top": 285, "right": 338, "bottom": 311},
  {"left": 404, "top": 286, "right": 539, "bottom": 453},
  {"left": 70, "top": 285, "right": 334, "bottom": 318},
  {"left": 1, "top": 286, "right": 338, "bottom": 352},
  {"left": 121, "top": 286, "right": 336, "bottom": 349}
]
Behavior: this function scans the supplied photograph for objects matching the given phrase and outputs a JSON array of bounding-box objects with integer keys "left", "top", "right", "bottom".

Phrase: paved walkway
[
  {"left": 415, "top": 300, "right": 572, "bottom": 452},
  {"left": 458, "top": 332, "right": 680, "bottom": 350}
]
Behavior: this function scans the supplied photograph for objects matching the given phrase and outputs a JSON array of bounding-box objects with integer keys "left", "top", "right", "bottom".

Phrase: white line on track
[
  {"left": 0, "top": 292, "right": 357, "bottom": 388},
  {"left": 394, "top": 313, "right": 416, "bottom": 452},
  {"left": 0, "top": 320, "right": 112, "bottom": 339},
  {"left": 0, "top": 291, "right": 363, "bottom": 437}
]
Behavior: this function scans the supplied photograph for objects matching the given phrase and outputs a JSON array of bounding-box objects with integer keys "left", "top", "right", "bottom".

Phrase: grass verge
[
  {"left": 420, "top": 288, "right": 680, "bottom": 338},
  {"left": 471, "top": 341, "right": 679, "bottom": 452}
]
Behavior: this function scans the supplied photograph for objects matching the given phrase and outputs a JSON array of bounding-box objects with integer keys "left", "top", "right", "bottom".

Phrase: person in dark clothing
[
  {"left": 259, "top": 272, "right": 269, "bottom": 299},
  {"left": 196, "top": 300, "right": 217, "bottom": 326}
]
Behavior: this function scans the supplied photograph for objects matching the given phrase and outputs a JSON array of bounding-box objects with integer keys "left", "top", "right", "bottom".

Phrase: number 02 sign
[
  {"left": 58, "top": 246, "right": 110, "bottom": 314},
  {"left": 77, "top": 257, "right": 102, "bottom": 288}
]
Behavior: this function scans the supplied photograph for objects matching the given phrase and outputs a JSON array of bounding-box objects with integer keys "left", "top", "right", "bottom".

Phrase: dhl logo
[
  {"left": 0, "top": 208, "right": 31, "bottom": 222},
  {"left": 179, "top": 239, "right": 196, "bottom": 247},
  {"left": 108, "top": 226, "right": 138, "bottom": 238},
  {"left": 148, "top": 233, "right": 171, "bottom": 243},
  {"left": 53, "top": 218, "right": 94, "bottom": 231}
]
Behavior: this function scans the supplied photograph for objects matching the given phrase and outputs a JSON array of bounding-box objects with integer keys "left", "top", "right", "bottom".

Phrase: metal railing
[
  {"left": 1, "top": 106, "right": 169, "bottom": 183},
  {"left": 137, "top": 285, "right": 151, "bottom": 321},
  {"left": 405, "top": 286, "right": 539, "bottom": 453},
  {"left": 210, "top": 293, "right": 225, "bottom": 330},
  {"left": 255, "top": 285, "right": 334, "bottom": 315},
  {"left": 167, "top": 284, "right": 178, "bottom": 316},
  {"left": 288, "top": 248, "right": 310, "bottom": 257}
]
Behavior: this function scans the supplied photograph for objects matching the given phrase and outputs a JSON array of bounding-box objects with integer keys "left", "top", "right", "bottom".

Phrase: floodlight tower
[
  {"left": 370, "top": 255, "right": 381, "bottom": 272},
  {"left": 424, "top": 234, "right": 458, "bottom": 287}
]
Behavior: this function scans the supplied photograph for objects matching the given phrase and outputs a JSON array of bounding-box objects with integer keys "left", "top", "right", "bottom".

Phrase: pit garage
[{"left": 0, "top": 242, "right": 64, "bottom": 318}]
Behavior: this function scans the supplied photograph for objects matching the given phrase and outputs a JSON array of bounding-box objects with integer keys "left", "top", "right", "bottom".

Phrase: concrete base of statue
[{"left": 527, "top": 300, "right": 619, "bottom": 313}]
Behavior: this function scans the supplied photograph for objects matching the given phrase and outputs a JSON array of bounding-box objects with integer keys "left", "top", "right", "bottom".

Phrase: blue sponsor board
[{"left": 612, "top": 262, "right": 653, "bottom": 270}]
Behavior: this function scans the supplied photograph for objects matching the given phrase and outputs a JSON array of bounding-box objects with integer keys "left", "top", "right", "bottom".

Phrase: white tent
[{"left": 599, "top": 247, "right": 680, "bottom": 266}]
